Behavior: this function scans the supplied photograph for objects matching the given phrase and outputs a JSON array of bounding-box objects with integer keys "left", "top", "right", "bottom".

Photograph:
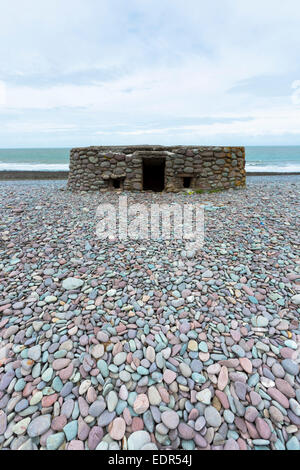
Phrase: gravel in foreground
[{"left": 0, "top": 176, "right": 299, "bottom": 451}]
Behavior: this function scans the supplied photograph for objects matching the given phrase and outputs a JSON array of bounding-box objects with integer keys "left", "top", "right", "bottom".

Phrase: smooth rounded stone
[
  {"left": 113, "top": 352, "right": 127, "bottom": 366},
  {"left": 179, "top": 362, "right": 192, "bottom": 378},
  {"left": 91, "top": 344, "right": 104, "bottom": 359},
  {"left": 195, "top": 416, "right": 206, "bottom": 431},
  {"left": 98, "top": 410, "right": 116, "bottom": 427},
  {"left": 178, "top": 423, "right": 195, "bottom": 440},
  {"left": 239, "top": 357, "right": 253, "bottom": 374},
  {"left": 13, "top": 417, "right": 31, "bottom": 435},
  {"left": 161, "top": 410, "right": 179, "bottom": 430},
  {"left": 276, "top": 379, "right": 296, "bottom": 398},
  {"left": 235, "top": 381, "right": 247, "bottom": 401},
  {"left": 146, "top": 346, "right": 156, "bottom": 363},
  {"left": 148, "top": 386, "right": 161, "bottom": 406},
  {"left": 250, "top": 391, "right": 262, "bottom": 406},
  {"left": 286, "top": 436, "right": 300, "bottom": 451},
  {"left": 107, "top": 391, "right": 118, "bottom": 412},
  {"left": 15, "top": 378, "right": 26, "bottom": 392},
  {"left": 245, "top": 406, "right": 259, "bottom": 423},
  {"left": 251, "top": 316, "right": 269, "bottom": 327},
  {"left": 290, "top": 294, "right": 300, "bottom": 305},
  {"left": 281, "top": 359, "right": 299, "bottom": 376},
  {"left": 207, "top": 364, "right": 221, "bottom": 375},
  {"left": 52, "top": 358, "right": 71, "bottom": 371},
  {"left": 163, "top": 369, "right": 177, "bottom": 384},
  {"left": 204, "top": 406, "right": 222, "bottom": 428},
  {"left": 51, "top": 415, "right": 67, "bottom": 431},
  {"left": 196, "top": 389, "right": 212, "bottom": 405},
  {"left": 156, "top": 422, "right": 169, "bottom": 435},
  {"left": 133, "top": 394, "right": 149, "bottom": 414},
  {"left": 27, "top": 345, "right": 41, "bottom": 361},
  {"left": 269, "top": 406, "right": 284, "bottom": 423},
  {"left": 198, "top": 341, "right": 208, "bottom": 353},
  {"left": 128, "top": 431, "right": 151, "bottom": 450},
  {"left": 27, "top": 415, "right": 51, "bottom": 437},
  {"left": 272, "top": 363, "right": 285, "bottom": 378},
  {"left": 150, "top": 406, "right": 161, "bottom": 424},
  {"left": 268, "top": 388, "right": 289, "bottom": 408},
  {"left": 255, "top": 417, "right": 271, "bottom": 439},
  {"left": 63, "top": 420, "right": 78, "bottom": 441},
  {"left": 88, "top": 426, "right": 104, "bottom": 450},
  {"left": 109, "top": 417, "right": 126, "bottom": 440},
  {"left": 141, "top": 443, "right": 159, "bottom": 450},
  {"left": 194, "top": 433, "right": 208, "bottom": 448},
  {"left": 77, "top": 417, "right": 90, "bottom": 440},
  {"left": 217, "top": 366, "right": 228, "bottom": 391},
  {"left": 2, "top": 325, "right": 19, "bottom": 339},
  {"left": 284, "top": 340, "right": 297, "bottom": 350},
  {"left": 107, "top": 288, "right": 117, "bottom": 297},
  {"left": 96, "top": 441, "right": 109, "bottom": 450},
  {"left": 45, "top": 295, "right": 57, "bottom": 304},
  {"left": 30, "top": 391, "right": 43, "bottom": 406},
  {"left": 15, "top": 399, "right": 29, "bottom": 413},
  {"left": 52, "top": 376, "right": 63, "bottom": 393},
  {"left": 41, "top": 368, "right": 54, "bottom": 383},
  {"left": 190, "top": 360, "right": 203, "bottom": 374},
  {"left": 119, "top": 384, "right": 128, "bottom": 401},
  {"left": 231, "top": 345, "right": 245, "bottom": 358},
  {"left": 62, "top": 278, "right": 84, "bottom": 290},
  {"left": 224, "top": 410, "right": 235, "bottom": 424},
  {"left": 224, "top": 438, "right": 240, "bottom": 450},
  {"left": 89, "top": 400, "right": 106, "bottom": 417},
  {"left": 61, "top": 399, "right": 75, "bottom": 418},
  {"left": 290, "top": 398, "right": 300, "bottom": 417},
  {"left": 119, "top": 370, "right": 131, "bottom": 383},
  {"left": 187, "top": 340, "right": 198, "bottom": 352},
  {"left": 67, "top": 440, "right": 84, "bottom": 450},
  {"left": 0, "top": 410, "right": 7, "bottom": 434},
  {"left": 46, "top": 432, "right": 65, "bottom": 450},
  {"left": 15, "top": 438, "right": 34, "bottom": 451}
]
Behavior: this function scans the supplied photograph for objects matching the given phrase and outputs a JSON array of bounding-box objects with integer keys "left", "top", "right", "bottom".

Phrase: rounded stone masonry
[{"left": 67, "top": 145, "right": 246, "bottom": 192}]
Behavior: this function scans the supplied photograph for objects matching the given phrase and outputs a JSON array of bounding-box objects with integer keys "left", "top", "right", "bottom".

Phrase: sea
[{"left": 0, "top": 146, "right": 300, "bottom": 173}]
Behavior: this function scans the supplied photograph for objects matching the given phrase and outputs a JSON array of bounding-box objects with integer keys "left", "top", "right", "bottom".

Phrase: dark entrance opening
[
  {"left": 113, "top": 179, "right": 121, "bottom": 189},
  {"left": 183, "top": 177, "right": 192, "bottom": 188},
  {"left": 143, "top": 158, "right": 165, "bottom": 192}
]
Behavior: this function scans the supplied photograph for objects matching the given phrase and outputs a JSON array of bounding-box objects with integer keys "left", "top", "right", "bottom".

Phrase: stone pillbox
[{"left": 68, "top": 145, "right": 246, "bottom": 192}]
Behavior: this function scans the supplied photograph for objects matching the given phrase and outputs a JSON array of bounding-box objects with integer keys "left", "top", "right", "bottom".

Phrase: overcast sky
[{"left": 1, "top": 0, "right": 300, "bottom": 148}]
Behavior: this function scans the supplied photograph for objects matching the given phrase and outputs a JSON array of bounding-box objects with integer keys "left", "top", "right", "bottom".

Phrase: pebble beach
[{"left": 0, "top": 175, "right": 299, "bottom": 451}]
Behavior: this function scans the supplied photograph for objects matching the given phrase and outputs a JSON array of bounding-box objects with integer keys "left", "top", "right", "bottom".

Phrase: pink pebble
[
  {"left": 239, "top": 357, "right": 253, "bottom": 374},
  {"left": 51, "top": 415, "right": 67, "bottom": 431},
  {"left": 215, "top": 390, "right": 229, "bottom": 409},
  {"left": 59, "top": 363, "right": 74, "bottom": 381},
  {"left": 52, "top": 359, "right": 71, "bottom": 371},
  {"left": 67, "top": 440, "right": 84, "bottom": 450},
  {"left": 158, "top": 386, "right": 170, "bottom": 404},
  {"left": 218, "top": 366, "right": 228, "bottom": 391},
  {"left": 163, "top": 369, "right": 177, "bottom": 385},
  {"left": 109, "top": 417, "right": 126, "bottom": 440},
  {"left": 42, "top": 393, "right": 58, "bottom": 408},
  {"left": 255, "top": 417, "right": 271, "bottom": 439},
  {"left": 280, "top": 348, "right": 294, "bottom": 359},
  {"left": 268, "top": 388, "right": 290, "bottom": 408},
  {"left": 132, "top": 417, "right": 144, "bottom": 431},
  {"left": 123, "top": 407, "right": 132, "bottom": 426}
]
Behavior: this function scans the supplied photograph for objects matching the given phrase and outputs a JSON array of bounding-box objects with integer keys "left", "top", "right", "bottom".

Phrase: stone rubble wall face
[{"left": 68, "top": 146, "right": 246, "bottom": 192}]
